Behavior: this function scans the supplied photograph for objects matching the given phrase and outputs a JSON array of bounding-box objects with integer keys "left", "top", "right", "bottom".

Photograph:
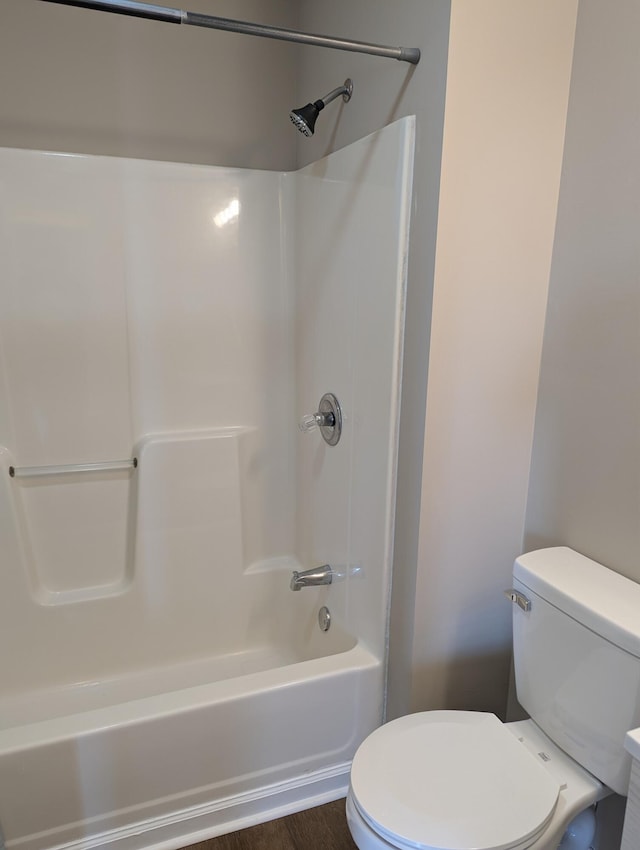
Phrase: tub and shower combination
[{"left": 0, "top": 117, "right": 415, "bottom": 850}]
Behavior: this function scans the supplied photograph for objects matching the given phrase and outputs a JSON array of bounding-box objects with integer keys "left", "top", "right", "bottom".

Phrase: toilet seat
[{"left": 349, "top": 711, "right": 561, "bottom": 850}]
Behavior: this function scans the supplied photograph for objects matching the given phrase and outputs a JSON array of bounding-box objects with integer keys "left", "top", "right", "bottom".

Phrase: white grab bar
[{"left": 9, "top": 458, "right": 138, "bottom": 479}]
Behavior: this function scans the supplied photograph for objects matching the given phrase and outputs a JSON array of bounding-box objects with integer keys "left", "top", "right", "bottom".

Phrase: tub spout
[{"left": 290, "top": 564, "right": 333, "bottom": 591}]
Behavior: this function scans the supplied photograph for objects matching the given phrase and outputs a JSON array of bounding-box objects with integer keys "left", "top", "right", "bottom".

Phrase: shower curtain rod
[{"left": 40, "top": 0, "right": 421, "bottom": 64}]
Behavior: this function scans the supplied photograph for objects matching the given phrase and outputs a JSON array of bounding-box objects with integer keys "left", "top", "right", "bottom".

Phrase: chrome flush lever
[{"left": 504, "top": 588, "right": 532, "bottom": 612}]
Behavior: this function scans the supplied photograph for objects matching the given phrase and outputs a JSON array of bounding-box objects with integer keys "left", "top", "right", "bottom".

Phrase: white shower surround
[{"left": 0, "top": 117, "right": 415, "bottom": 850}]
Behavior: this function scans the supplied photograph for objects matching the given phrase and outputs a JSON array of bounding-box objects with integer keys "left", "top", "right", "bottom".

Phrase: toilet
[{"left": 346, "top": 547, "right": 640, "bottom": 850}]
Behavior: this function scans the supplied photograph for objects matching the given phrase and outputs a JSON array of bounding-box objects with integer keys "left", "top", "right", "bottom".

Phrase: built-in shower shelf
[{"left": 9, "top": 458, "right": 138, "bottom": 479}]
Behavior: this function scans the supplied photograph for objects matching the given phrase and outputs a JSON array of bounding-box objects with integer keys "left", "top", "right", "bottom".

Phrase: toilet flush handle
[{"left": 504, "top": 588, "right": 532, "bottom": 612}]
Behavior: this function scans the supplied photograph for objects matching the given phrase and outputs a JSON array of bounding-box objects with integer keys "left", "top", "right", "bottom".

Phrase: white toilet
[{"left": 346, "top": 547, "right": 640, "bottom": 850}]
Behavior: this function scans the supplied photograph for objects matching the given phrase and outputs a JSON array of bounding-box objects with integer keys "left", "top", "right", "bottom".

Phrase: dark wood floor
[{"left": 183, "top": 800, "right": 357, "bottom": 850}]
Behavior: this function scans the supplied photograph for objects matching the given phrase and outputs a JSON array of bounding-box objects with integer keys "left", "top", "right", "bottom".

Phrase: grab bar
[{"left": 9, "top": 458, "right": 138, "bottom": 479}]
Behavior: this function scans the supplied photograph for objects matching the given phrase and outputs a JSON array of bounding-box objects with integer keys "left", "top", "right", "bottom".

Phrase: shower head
[
  {"left": 290, "top": 78, "right": 353, "bottom": 137},
  {"left": 290, "top": 101, "right": 324, "bottom": 137}
]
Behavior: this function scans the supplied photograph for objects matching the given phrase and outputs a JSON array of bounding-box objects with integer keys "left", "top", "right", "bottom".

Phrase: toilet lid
[{"left": 350, "top": 711, "right": 560, "bottom": 850}]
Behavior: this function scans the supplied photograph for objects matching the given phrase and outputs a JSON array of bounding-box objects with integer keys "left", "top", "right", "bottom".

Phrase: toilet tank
[{"left": 512, "top": 547, "right": 640, "bottom": 796}]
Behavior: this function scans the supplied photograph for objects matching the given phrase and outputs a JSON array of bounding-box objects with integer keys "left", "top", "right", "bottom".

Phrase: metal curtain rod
[{"left": 40, "top": 0, "right": 421, "bottom": 65}]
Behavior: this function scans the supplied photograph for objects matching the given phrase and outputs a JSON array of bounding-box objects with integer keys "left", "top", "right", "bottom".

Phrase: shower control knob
[
  {"left": 298, "top": 393, "right": 342, "bottom": 446},
  {"left": 299, "top": 412, "right": 329, "bottom": 431}
]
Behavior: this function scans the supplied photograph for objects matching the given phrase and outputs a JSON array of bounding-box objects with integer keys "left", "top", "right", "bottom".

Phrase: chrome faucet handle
[
  {"left": 298, "top": 393, "right": 342, "bottom": 446},
  {"left": 298, "top": 411, "right": 335, "bottom": 432},
  {"left": 298, "top": 413, "right": 316, "bottom": 432},
  {"left": 299, "top": 412, "right": 326, "bottom": 432}
]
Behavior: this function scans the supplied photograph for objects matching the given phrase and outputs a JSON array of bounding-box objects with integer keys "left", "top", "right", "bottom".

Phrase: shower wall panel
[
  {"left": 0, "top": 116, "right": 414, "bottom": 707},
  {"left": 0, "top": 149, "right": 295, "bottom": 696},
  {"left": 293, "top": 116, "right": 415, "bottom": 661}
]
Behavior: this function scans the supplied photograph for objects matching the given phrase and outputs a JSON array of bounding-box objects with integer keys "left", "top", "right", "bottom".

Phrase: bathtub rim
[{"left": 0, "top": 641, "right": 378, "bottom": 754}]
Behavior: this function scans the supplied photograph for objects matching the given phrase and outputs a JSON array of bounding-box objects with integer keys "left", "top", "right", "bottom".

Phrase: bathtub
[{"left": 0, "top": 624, "right": 381, "bottom": 850}]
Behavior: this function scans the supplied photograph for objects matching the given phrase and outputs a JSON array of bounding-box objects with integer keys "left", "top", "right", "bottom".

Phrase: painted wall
[
  {"left": 410, "top": 0, "right": 578, "bottom": 716},
  {"left": 524, "top": 0, "right": 640, "bottom": 583},
  {"left": 0, "top": 0, "right": 298, "bottom": 170},
  {"left": 295, "top": 0, "right": 452, "bottom": 719}
]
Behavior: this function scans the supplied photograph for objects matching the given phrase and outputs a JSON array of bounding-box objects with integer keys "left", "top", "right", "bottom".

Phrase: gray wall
[
  {"left": 0, "top": 0, "right": 299, "bottom": 170},
  {"left": 524, "top": 0, "right": 640, "bottom": 582},
  {"left": 295, "top": 0, "right": 451, "bottom": 719}
]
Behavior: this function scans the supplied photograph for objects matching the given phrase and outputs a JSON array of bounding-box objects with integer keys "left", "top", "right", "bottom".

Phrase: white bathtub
[{"left": 0, "top": 628, "right": 381, "bottom": 850}]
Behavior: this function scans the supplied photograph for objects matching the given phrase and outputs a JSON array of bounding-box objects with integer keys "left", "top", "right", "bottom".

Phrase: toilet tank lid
[{"left": 514, "top": 547, "right": 640, "bottom": 659}]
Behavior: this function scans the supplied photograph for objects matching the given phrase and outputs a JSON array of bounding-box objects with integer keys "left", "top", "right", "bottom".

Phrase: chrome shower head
[{"left": 290, "top": 79, "right": 353, "bottom": 137}]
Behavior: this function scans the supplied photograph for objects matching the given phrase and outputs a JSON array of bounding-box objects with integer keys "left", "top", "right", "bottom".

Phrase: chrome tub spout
[{"left": 290, "top": 564, "right": 333, "bottom": 591}]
